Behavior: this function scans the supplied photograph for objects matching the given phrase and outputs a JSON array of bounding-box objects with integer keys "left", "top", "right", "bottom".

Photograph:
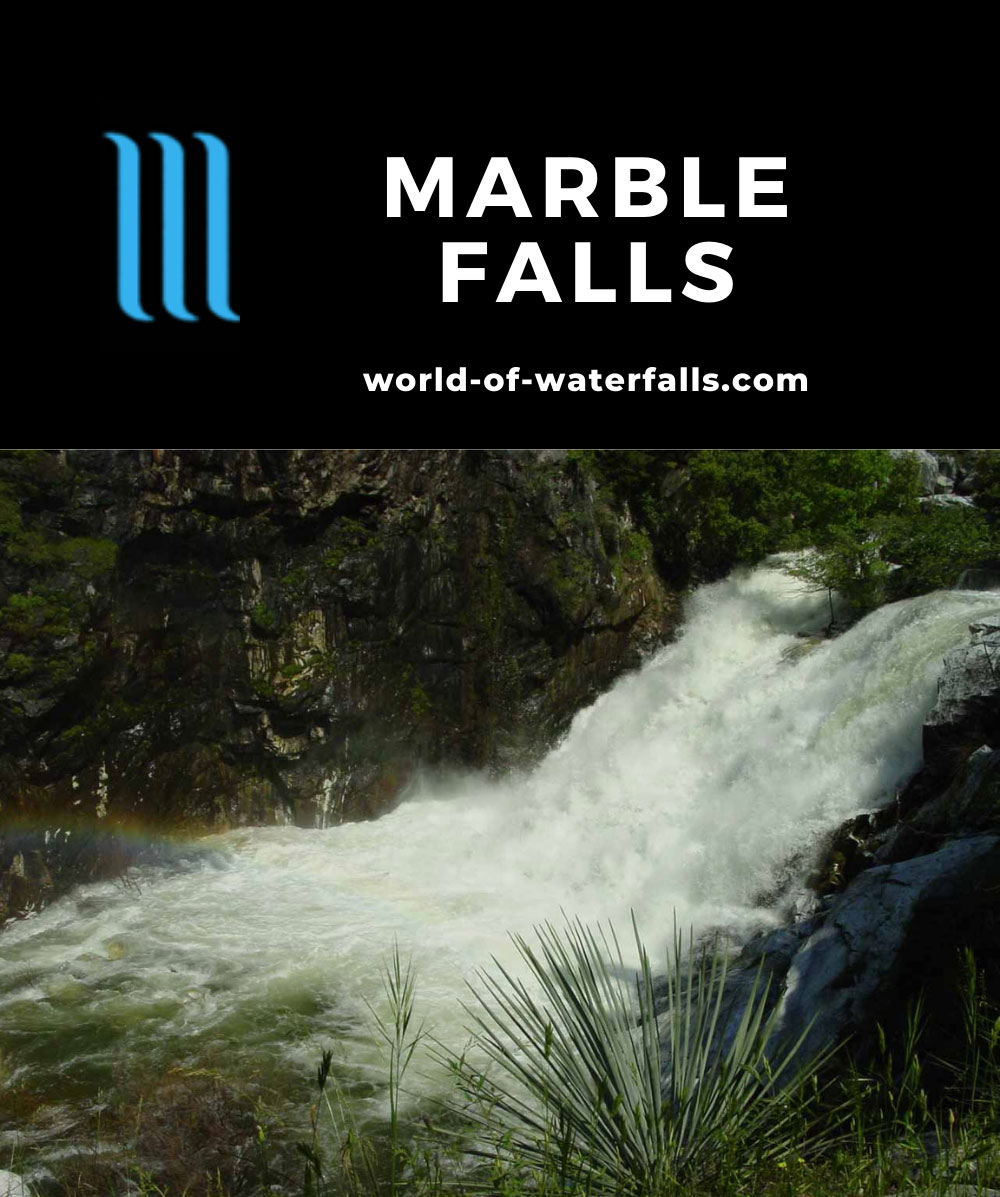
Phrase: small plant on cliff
[
  {"left": 251, "top": 600, "right": 280, "bottom": 636},
  {"left": 0, "top": 651, "right": 35, "bottom": 679}
]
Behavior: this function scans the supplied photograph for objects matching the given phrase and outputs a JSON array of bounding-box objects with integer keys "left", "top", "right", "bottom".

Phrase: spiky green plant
[{"left": 446, "top": 914, "right": 834, "bottom": 1194}]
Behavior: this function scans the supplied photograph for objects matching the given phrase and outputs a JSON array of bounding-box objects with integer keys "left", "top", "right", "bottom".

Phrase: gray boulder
[
  {"left": 890, "top": 449, "right": 941, "bottom": 495},
  {"left": 771, "top": 834, "right": 999, "bottom": 1061}
]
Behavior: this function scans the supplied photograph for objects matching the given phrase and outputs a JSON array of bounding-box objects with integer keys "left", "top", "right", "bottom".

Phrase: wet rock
[
  {"left": 907, "top": 745, "right": 999, "bottom": 837},
  {"left": 772, "top": 834, "right": 999, "bottom": 1061},
  {"left": 956, "top": 567, "right": 1000, "bottom": 591},
  {"left": 806, "top": 808, "right": 887, "bottom": 895},
  {"left": 923, "top": 622, "right": 1000, "bottom": 781}
]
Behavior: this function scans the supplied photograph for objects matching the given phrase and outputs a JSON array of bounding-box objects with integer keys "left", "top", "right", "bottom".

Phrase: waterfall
[{"left": 1, "top": 560, "right": 997, "bottom": 1136}]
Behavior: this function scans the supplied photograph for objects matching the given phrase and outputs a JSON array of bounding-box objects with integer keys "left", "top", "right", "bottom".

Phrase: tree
[{"left": 787, "top": 524, "right": 892, "bottom": 618}]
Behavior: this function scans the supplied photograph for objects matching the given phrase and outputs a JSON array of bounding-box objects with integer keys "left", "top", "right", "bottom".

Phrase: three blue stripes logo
[{"left": 104, "top": 133, "right": 239, "bottom": 322}]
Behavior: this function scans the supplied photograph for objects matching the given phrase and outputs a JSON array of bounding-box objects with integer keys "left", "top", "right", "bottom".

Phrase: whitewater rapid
[{"left": 1, "top": 562, "right": 997, "bottom": 1132}]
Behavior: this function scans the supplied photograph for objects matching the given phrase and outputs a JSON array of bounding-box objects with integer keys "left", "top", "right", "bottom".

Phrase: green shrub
[
  {"left": 571, "top": 450, "right": 923, "bottom": 587},
  {"left": 1, "top": 651, "right": 35, "bottom": 678},
  {"left": 445, "top": 916, "right": 833, "bottom": 1194},
  {"left": 972, "top": 449, "right": 1000, "bottom": 522},
  {"left": 786, "top": 527, "right": 893, "bottom": 614},
  {"left": 884, "top": 503, "right": 1000, "bottom": 596},
  {"left": 251, "top": 601, "right": 280, "bottom": 635}
]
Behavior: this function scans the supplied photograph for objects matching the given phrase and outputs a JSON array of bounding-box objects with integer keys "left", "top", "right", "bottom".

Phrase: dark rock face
[{"left": 0, "top": 450, "right": 678, "bottom": 922}]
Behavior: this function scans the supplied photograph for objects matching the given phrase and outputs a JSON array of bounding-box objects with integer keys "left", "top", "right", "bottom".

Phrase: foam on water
[{"left": 2, "top": 562, "right": 996, "bottom": 1127}]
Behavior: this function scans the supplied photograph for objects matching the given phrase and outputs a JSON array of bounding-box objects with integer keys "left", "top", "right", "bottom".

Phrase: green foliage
[
  {"left": 0, "top": 477, "right": 117, "bottom": 578},
  {"left": 788, "top": 502, "right": 1000, "bottom": 612},
  {"left": 962, "top": 947, "right": 1000, "bottom": 1115},
  {"left": 2, "top": 522, "right": 118, "bottom": 577},
  {"left": 572, "top": 449, "right": 993, "bottom": 613},
  {"left": 781, "top": 449, "right": 921, "bottom": 547},
  {"left": 683, "top": 450, "right": 795, "bottom": 568},
  {"left": 547, "top": 547, "right": 596, "bottom": 616},
  {"left": 1, "top": 651, "right": 35, "bottom": 679},
  {"left": 972, "top": 449, "right": 1000, "bottom": 522},
  {"left": 0, "top": 491, "right": 21, "bottom": 538},
  {"left": 446, "top": 916, "right": 832, "bottom": 1194},
  {"left": 279, "top": 565, "right": 311, "bottom": 594},
  {"left": 369, "top": 942, "right": 427, "bottom": 1192},
  {"left": 570, "top": 450, "right": 689, "bottom": 545},
  {"left": 251, "top": 600, "right": 280, "bottom": 635},
  {"left": 0, "top": 462, "right": 118, "bottom": 696},
  {"left": 0, "top": 588, "right": 87, "bottom": 648},
  {"left": 619, "top": 527, "right": 653, "bottom": 565},
  {"left": 301, "top": 943, "right": 426, "bottom": 1196},
  {"left": 884, "top": 503, "right": 999, "bottom": 596},
  {"left": 322, "top": 517, "right": 379, "bottom": 571},
  {"left": 24, "top": 933, "right": 1000, "bottom": 1195},
  {"left": 316, "top": 936, "right": 997, "bottom": 1196},
  {"left": 571, "top": 450, "right": 923, "bottom": 589},
  {"left": 684, "top": 449, "right": 920, "bottom": 572},
  {"left": 64, "top": 536, "right": 119, "bottom": 577},
  {"left": 786, "top": 529, "right": 893, "bottom": 613},
  {"left": 0, "top": 449, "right": 74, "bottom": 507},
  {"left": 410, "top": 679, "right": 433, "bottom": 719}
]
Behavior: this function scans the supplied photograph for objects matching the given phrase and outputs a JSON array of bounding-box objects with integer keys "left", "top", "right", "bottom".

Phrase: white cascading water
[{"left": 1, "top": 560, "right": 997, "bottom": 1138}]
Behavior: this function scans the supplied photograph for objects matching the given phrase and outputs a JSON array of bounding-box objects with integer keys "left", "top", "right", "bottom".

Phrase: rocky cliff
[{"left": 0, "top": 449, "right": 677, "bottom": 922}]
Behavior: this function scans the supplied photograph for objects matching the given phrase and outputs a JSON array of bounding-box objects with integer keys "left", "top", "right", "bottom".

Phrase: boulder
[
  {"left": 768, "top": 834, "right": 999, "bottom": 1062},
  {"left": 923, "top": 622, "right": 1000, "bottom": 780},
  {"left": 890, "top": 449, "right": 941, "bottom": 495},
  {"left": 903, "top": 745, "right": 999, "bottom": 840}
]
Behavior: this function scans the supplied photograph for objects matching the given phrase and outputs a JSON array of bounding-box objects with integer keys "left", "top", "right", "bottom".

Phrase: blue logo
[{"left": 104, "top": 133, "right": 239, "bottom": 323}]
